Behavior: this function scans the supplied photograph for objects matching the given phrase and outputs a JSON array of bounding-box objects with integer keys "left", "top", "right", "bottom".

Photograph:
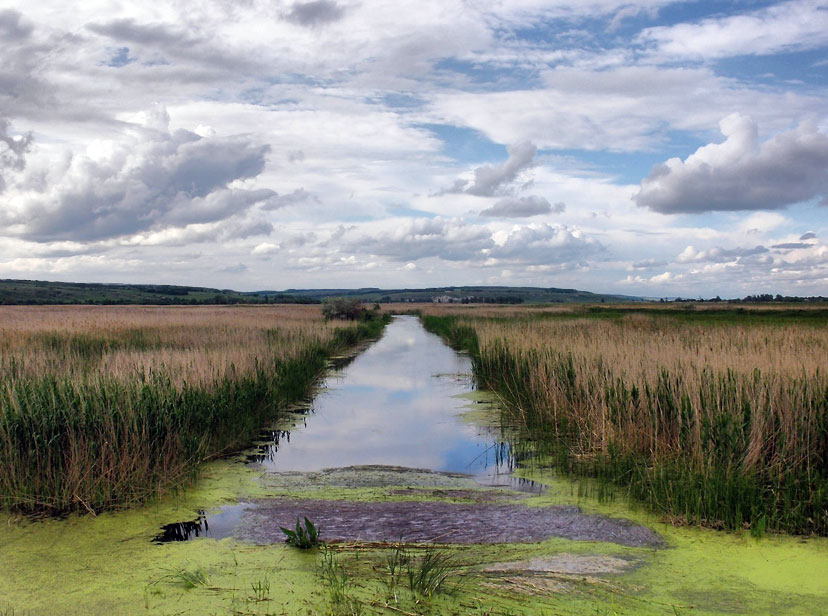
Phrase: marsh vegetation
[
  {"left": 0, "top": 305, "right": 387, "bottom": 514},
  {"left": 421, "top": 304, "right": 828, "bottom": 535}
]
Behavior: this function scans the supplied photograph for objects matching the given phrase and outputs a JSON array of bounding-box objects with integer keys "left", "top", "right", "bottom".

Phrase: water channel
[{"left": 157, "top": 315, "right": 534, "bottom": 542}]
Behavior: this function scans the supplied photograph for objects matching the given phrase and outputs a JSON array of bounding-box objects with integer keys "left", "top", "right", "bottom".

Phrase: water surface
[
  {"left": 255, "top": 315, "right": 512, "bottom": 480},
  {"left": 159, "top": 315, "right": 531, "bottom": 542}
]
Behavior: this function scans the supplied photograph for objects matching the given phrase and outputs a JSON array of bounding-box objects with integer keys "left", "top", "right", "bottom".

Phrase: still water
[
  {"left": 254, "top": 315, "right": 511, "bottom": 479},
  {"left": 156, "top": 315, "right": 527, "bottom": 542}
]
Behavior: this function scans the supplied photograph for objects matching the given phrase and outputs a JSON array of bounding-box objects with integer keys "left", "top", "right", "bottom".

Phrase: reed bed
[
  {"left": 421, "top": 306, "right": 828, "bottom": 535},
  {"left": 0, "top": 305, "right": 386, "bottom": 514}
]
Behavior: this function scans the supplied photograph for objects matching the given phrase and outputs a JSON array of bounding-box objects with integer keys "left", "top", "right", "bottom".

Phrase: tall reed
[
  {"left": 0, "top": 305, "right": 387, "bottom": 514},
  {"left": 422, "top": 307, "right": 828, "bottom": 535}
]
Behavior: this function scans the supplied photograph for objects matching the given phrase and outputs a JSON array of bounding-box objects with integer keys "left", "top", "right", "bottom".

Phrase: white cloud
[
  {"left": 675, "top": 245, "right": 769, "bottom": 264},
  {"left": 1, "top": 109, "right": 275, "bottom": 241},
  {"left": 639, "top": 0, "right": 828, "bottom": 61},
  {"left": 634, "top": 115, "right": 828, "bottom": 214},
  {"left": 479, "top": 195, "right": 563, "bottom": 217}
]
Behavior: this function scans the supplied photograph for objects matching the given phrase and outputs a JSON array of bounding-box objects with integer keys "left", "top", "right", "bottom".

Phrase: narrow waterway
[
  {"left": 251, "top": 315, "right": 512, "bottom": 479},
  {"left": 157, "top": 315, "right": 532, "bottom": 542}
]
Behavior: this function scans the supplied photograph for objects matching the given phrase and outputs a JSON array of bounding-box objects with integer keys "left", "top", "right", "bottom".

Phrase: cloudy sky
[{"left": 1, "top": 0, "right": 827, "bottom": 297}]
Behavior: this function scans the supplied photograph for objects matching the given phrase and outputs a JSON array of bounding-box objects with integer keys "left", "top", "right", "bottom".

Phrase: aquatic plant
[
  {"left": 404, "top": 546, "right": 463, "bottom": 597},
  {"left": 280, "top": 516, "right": 321, "bottom": 548},
  {"left": 422, "top": 305, "right": 828, "bottom": 535},
  {"left": 318, "top": 546, "right": 363, "bottom": 615},
  {"left": 384, "top": 544, "right": 463, "bottom": 599},
  {"left": 249, "top": 574, "right": 272, "bottom": 602}
]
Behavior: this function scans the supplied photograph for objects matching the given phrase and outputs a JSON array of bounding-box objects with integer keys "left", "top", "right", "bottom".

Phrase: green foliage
[
  {"left": 321, "top": 297, "right": 368, "bottom": 320},
  {"left": 404, "top": 547, "right": 463, "bottom": 597},
  {"left": 280, "top": 516, "right": 321, "bottom": 549},
  {"left": 167, "top": 565, "right": 210, "bottom": 589}
]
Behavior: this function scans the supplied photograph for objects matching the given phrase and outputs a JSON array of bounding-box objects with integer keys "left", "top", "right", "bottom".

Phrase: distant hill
[
  {"left": 0, "top": 279, "right": 315, "bottom": 305},
  {"left": 0, "top": 280, "right": 641, "bottom": 305},
  {"left": 268, "top": 286, "right": 642, "bottom": 304},
  {"left": 0, "top": 279, "right": 641, "bottom": 305}
]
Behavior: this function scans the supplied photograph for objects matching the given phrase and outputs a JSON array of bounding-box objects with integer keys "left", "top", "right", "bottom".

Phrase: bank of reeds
[
  {"left": 422, "top": 307, "right": 828, "bottom": 535},
  {"left": 0, "top": 305, "right": 387, "bottom": 514}
]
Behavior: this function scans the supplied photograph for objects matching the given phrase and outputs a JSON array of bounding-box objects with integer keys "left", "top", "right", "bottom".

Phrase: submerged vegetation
[
  {"left": 0, "top": 305, "right": 388, "bottom": 515},
  {"left": 421, "top": 304, "right": 828, "bottom": 535}
]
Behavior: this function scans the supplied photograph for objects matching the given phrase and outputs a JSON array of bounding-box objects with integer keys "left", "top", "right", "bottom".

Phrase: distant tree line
[
  {"left": 664, "top": 294, "right": 828, "bottom": 303},
  {"left": 0, "top": 294, "right": 320, "bottom": 306}
]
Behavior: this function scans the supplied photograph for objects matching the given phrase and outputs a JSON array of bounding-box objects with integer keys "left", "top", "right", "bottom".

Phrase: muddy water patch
[{"left": 233, "top": 497, "right": 663, "bottom": 547}]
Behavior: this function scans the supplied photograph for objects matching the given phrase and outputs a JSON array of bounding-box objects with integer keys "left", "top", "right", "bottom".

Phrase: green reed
[
  {"left": 0, "top": 310, "right": 389, "bottom": 514},
  {"left": 422, "top": 312, "right": 828, "bottom": 535}
]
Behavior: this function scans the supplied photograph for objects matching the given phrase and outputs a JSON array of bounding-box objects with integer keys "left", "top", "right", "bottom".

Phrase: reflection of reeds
[
  {"left": 422, "top": 307, "right": 828, "bottom": 535},
  {"left": 0, "top": 305, "right": 384, "bottom": 514}
]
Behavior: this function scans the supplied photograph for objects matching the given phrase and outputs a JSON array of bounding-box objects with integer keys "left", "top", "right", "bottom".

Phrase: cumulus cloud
[
  {"left": 2, "top": 110, "right": 275, "bottom": 241},
  {"left": 676, "top": 245, "right": 769, "bottom": 264},
  {"left": 124, "top": 217, "right": 273, "bottom": 247},
  {"left": 479, "top": 196, "right": 564, "bottom": 217},
  {"left": 634, "top": 114, "right": 828, "bottom": 214},
  {"left": 621, "top": 271, "right": 684, "bottom": 286},
  {"left": 800, "top": 232, "right": 817, "bottom": 240},
  {"left": 443, "top": 141, "right": 537, "bottom": 196},
  {"left": 348, "top": 218, "right": 599, "bottom": 267},
  {"left": 489, "top": 224, "right": 602, "bottom": 264},
  {"left": 284, "top": 1, "right": 345, "bottom": 27},
  {"left": 630, "top": 258, "right": 668, "bottom": 270},
  {"left": 351, "top": 218, "right": 493, "bottom": 262}
]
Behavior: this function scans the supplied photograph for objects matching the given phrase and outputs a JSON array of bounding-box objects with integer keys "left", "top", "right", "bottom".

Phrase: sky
[{"left": 1, "top": 0, "right": 827, "bottom": 297}]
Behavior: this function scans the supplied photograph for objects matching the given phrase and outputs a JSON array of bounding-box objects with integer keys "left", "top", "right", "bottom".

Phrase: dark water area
[{"left": 158, "top": 315, "right": 536, "bottom": 543}]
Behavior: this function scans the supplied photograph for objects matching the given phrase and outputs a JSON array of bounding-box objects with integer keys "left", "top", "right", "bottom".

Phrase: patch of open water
[{"left": 159, "top": 315, "right": 540, "bottom": 542}]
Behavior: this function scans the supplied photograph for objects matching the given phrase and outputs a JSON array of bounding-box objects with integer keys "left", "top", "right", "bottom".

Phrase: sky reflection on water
[{"left": 256, "top": 315, "right": 511, "bottom": 480}]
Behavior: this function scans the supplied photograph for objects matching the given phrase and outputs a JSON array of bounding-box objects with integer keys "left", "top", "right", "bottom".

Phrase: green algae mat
[{"left": 2, "top": 458, "right": 827, "bottom": 616}]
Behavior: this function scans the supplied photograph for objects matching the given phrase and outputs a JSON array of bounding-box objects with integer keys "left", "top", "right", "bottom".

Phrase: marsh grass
[
  {"left": 318, "top": 546, "right": 364, "bottom": 616},
  {"left": 0, "top": 305, "right": 388, "bottom": 514},
  {"left": 422, "top": 306, "right": 828, "bottom": 535}
]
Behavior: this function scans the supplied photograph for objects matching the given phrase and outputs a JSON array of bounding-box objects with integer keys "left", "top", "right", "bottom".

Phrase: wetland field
[{"left": 1, "top": 304, "right": 827, "bottom": 615}]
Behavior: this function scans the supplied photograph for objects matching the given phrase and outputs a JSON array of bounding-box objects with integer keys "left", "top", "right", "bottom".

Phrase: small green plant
[
  {"left": 318, "top": 546, "right": 363, "bottom": 615},
  {"left": 405, "top": 546, "right": 462, "bottom": 597},
  {"left": 384, "top": 544, "right": 463, "bottom": 599},
  {"left": 384, "top": 543, "right": 409, "bottom": 603},
  {"left": 249, "top": 574, "right": 271, "bottom": 602},
  {"left": 165, "top": 565, "right": 210, "bottom": 589},
  {"left": 751, "top": 514, "right": 768, "bottom": 538},
  {"left": 280, "top": 516, "right": 321, "bottom": 548}
]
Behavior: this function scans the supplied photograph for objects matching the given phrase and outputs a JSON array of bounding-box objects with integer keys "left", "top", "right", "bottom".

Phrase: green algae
[{"left": 4, "top": 453, "right": 828, "bottom": 615}]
